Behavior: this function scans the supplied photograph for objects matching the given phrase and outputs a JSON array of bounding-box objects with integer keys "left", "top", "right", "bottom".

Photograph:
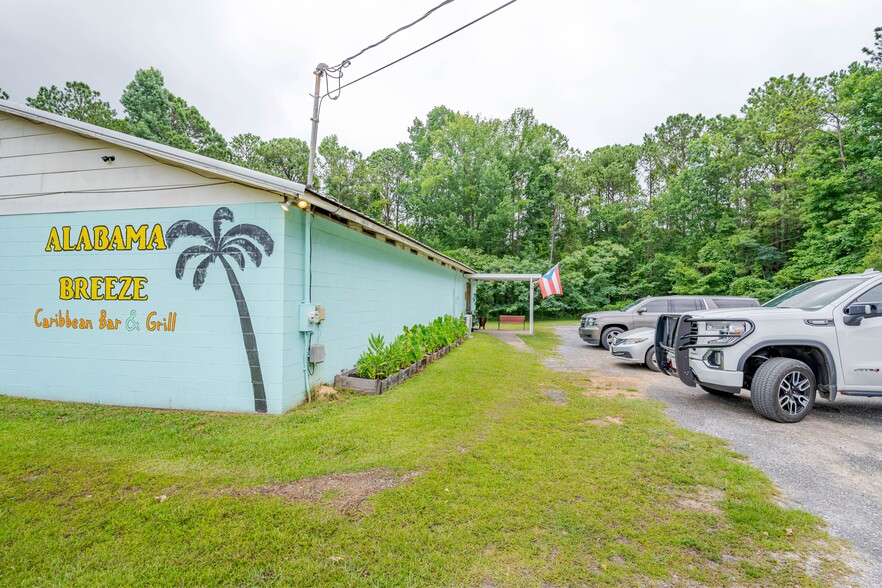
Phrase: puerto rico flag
[{"left": 539, "top": 264, "right": 563, "bottom": 298}]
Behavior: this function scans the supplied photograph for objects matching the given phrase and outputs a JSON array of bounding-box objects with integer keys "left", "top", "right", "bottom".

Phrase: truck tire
[
  {"left": 750, "top": 357, "right": 817, "bottom": 423},
  {"left": 699, "top": 384, "right": 735, "bottom": 397},
  {"left": 600, "top": 326, "right": 624, "bottom": 350},
  {"left": 644, "top": 346, "right": 661, "bottom": 372}
]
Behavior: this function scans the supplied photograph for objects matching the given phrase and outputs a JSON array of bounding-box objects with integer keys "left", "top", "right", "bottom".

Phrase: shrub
[{"left": 354, "top": 315, "right": 467, "bottom": 379}]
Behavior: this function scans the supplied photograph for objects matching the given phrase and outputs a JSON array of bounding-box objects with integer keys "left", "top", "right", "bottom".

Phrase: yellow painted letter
[
  {"left": 59, "top": 277, "right": 74, "bottom": 300},
  {"left": 45, "top": 228, "right": 61, "bottom": 252},
  {"left": 148, "top": 224, "right": 167, "bottom": 250},
  {"left": 126, "top": 225, "right": 148, "bottom": 250}
]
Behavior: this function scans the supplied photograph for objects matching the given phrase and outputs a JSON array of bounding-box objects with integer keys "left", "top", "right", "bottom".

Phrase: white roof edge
[{"left": 0, "top": 101, "right": 476, "bottom": 275}]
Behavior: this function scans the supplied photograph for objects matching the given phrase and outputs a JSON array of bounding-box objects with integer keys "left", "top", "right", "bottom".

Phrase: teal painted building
[{"left": 0, "top": 103, "right": 474, "bottom": 414}]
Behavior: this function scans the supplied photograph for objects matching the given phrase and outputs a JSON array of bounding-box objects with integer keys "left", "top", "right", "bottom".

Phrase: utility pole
[{"left": 306, "top": 63, "right": 327, "bottom": 189}]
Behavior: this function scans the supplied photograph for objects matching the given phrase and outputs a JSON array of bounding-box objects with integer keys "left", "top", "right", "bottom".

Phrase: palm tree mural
[{"left": 166, "top": 207, "right": 274, "bottom": 413}]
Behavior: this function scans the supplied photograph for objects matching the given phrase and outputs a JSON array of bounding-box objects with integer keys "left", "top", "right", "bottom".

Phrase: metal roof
[{"left": 0, "top": 101, "right": 476, "bottom": 275}]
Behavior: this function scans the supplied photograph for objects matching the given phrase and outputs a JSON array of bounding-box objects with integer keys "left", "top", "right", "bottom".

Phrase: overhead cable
[
  {"left": 328, "top": 0, "right": 457, "bottom": 72},
  {"left": 323, "top": 0, "right": 519, "bottom": 99}
]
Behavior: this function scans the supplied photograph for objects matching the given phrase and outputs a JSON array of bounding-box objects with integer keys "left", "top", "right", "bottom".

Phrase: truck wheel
[
  {"left": 699, "top": 384, "right": 736, "bottom": 397},
  {"left": 601, "top": 326, "right": 624, "bottom": 350},
  {"left": 750, "top": 357, "right": 816, "bottom": 423},
  {"left": 644, "top": 346, "right": 660, "bottom": 372}
]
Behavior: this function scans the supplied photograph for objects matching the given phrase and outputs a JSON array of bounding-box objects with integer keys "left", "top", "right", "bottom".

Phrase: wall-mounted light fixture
[
  {"left": 101, "top": 155, "right": 115, "bottom": 163},
  {"left": 281, "top": 197, "right": 310, "bottom": 212}
]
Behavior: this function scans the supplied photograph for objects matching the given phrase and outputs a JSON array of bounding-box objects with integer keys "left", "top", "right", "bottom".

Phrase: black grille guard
[{"left": 654, "top": 314, "right": 755, "bottom": 387}]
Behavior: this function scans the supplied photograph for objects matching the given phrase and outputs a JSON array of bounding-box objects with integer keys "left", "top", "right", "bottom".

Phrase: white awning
[
  {"left": 466, "top": 273, "right": 541, "bottom": 281},
  {"left": 465, "top": 274, "right": 541, "bottom": 334}
]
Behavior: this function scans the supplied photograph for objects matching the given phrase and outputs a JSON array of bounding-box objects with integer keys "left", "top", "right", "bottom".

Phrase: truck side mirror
[
  {"left": 844, "top": 303, "right": 881, "bottom": 326},
  {"left": 636, "top": 308, "right": 646, "bottom": 315}
]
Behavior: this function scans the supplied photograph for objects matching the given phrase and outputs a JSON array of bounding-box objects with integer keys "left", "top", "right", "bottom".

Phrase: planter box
[
  {"left": 333, "top": 366, "right": 409, "bottom": 395},
  {"left": 334, "top": 369, "right": 385, "bottom": 395},
  {"left": 335, "top": 339, "right": 467, "bottom": 395}
]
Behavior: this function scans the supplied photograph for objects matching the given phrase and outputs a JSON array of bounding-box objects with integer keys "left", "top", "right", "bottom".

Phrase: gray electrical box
[{"left": 308, "top": 344, "right": 326, "bottom": 364}]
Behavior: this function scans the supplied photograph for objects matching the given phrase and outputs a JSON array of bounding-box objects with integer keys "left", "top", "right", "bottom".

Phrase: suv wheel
[
  {"left": 644, "top": 346, "right": 660, "bottom": 372},
  {"left": 601, "top": 326, "right": 624, "bottom": 350},
  {"left": 750, "top": 357, "right": 817, "bottom": 423}
]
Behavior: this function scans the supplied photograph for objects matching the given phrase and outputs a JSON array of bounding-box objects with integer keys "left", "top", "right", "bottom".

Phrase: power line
[
  {"left": 328, "top": 0, "right": 457, "bottom": 72},
  {"left": 323, "top": 0, "right": 519, "bottom": 99}
]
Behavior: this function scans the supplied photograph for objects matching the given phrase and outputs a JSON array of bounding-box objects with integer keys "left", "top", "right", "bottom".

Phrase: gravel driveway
[{"left": 546, "top": 325, "right": 882, "bottom": 586}]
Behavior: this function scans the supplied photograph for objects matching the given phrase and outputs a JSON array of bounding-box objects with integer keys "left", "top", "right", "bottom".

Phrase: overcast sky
[{"left": 2, "top": 0, "right": 881, "bottom": 155}]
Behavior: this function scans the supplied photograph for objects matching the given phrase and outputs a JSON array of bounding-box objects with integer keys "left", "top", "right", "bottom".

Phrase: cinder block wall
[
  {"left": 0, "top": 203, "right": 286, "bottom": 413},
  {"left": 280, "top": 212, "right": 469, "bottom": 411}
]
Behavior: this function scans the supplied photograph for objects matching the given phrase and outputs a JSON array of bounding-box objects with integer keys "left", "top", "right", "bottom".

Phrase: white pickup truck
[{"left": 656, "top": 270, "right": 882, "bottom": 422}]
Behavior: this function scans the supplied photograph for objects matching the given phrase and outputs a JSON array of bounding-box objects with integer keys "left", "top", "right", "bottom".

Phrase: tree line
[{"left": 3, "top": 26, "right": 882, "bottom": 317}]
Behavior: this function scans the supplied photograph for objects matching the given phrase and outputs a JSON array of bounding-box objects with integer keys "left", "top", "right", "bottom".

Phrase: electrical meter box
[
  {"left": 299, "top": 304, "right": 316, "bottom": 331},
  {"left": 299, "top": 304, "right": 326, "bottom": 331}
]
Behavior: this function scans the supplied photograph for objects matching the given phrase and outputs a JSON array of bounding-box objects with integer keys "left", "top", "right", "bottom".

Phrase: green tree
[
  {"left": 25, "top": 81, "right": 119, "bottom": 128},
  {"left": 782, "top": 59, "right": 882, "bottom": 282},
  {"left": 862, "top": 25, "right": 882, "bottom": 68},
  {"left": 230, "top": 133, "right": 267, "bottom": 172},
  {"left": 741, "top": 74, "right": 822, "bottom": 255},
  {"left": 365, "top": 145, "right": 410, "bottom": 227},
  {"left": 501, "top": 108, "right": 569, "bottom": 261},
  {"left": 121, "top": 68, "right": 230, "bottom": 161},
  {"left": 407, "top": 108, "right": 511, "bottom": 254},
  {"left": 649, "top": 113, "right": 708, "bottom": 182},
  {"left": 256, "top": 137, "right": 309, "bottom": 183},
  {"left": 318, "top": 135, "right": 370, "bottom": 208}
]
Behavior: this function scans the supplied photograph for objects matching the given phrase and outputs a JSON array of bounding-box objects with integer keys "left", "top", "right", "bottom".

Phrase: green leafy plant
[
  {"left": 354, "top": 334, "right": 387, "bottom": 379},
  {"left": 385, "top": 336, "right": 408, "bottom": 372},
  {"left": 401, "top": 327, "right": 424, "bottom": 365},
  {"left": 354, "top": 316, "right": 468, "bottom": 380}
]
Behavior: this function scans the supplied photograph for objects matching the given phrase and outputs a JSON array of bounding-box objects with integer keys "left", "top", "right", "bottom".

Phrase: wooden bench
[{"left": 498, "top": 315, "right": 526, "bottom": 330}]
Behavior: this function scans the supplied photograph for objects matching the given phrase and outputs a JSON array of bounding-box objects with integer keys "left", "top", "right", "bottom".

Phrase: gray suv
[{"left": 579, "top": 295, "right": 759, "bottom": 349}]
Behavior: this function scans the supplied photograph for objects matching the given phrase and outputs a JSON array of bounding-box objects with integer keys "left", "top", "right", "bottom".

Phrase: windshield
[
  {"left": 619, "top": 297, "right": 648, "bottom": 312},
  {"left": 763, "top": 278, "right": 868, "bottom": 310}
]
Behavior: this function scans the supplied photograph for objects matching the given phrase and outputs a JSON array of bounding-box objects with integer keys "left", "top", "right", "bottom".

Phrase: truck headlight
[
  {"left": 583, "top": 317, "right": 597, "bottom": 327},
  {"left": 705, "top": 321, "right": 749, "bottom": 344}
]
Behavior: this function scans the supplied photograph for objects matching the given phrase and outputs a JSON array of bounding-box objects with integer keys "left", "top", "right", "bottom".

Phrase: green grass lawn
[{"left": 0, "top": 335, "right": 848, "bottom": 586}]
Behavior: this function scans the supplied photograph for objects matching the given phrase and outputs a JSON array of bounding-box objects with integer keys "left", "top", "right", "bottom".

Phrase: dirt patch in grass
[
  {"left": 769, "top": 538, "right": 859, "bottom": 584},
  {"left": 228, "top": 468, "right": 420, "bottom": 514},
  {"left": 582, "top": 375, "right": 645, "bottom": 398},
  {"left": 543, "top": 389, "right": 567, "bottom": 404},
  {"left": 584, "top": 416, "right": 625, "bottom": 426},
  {"left": 674, "top": 486, "right": 724, "bottom": 515}
]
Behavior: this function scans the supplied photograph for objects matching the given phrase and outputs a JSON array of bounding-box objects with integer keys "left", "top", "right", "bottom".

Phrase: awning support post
[{"left": 529, "top": 279, "right": 534, "bottom": 335}]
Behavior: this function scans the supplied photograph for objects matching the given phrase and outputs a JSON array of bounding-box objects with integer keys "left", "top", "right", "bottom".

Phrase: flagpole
[{"left": 529, "top": 279, "right": 534, "bottom": 335}]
